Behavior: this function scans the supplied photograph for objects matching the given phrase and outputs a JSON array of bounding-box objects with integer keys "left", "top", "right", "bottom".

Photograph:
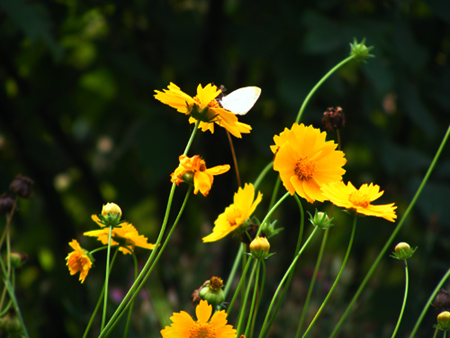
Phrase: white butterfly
[{"left": 218, "top": 86, "right": 261, "bottom": 115}]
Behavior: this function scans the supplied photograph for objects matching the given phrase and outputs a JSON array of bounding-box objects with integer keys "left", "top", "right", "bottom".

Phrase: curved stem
[
  {"left": 391, "top": 260, "right": 409, "bottom": 338},
  {"left": 296, "top": 227, "right": 329, "bottom": 338},
  {"left": 330, "top": 123, "right": 450, "bottom": 338},
  {"left": 226, "top": 130, "right": 241, "bottom": 188},
  {"left": 123, "top": 253, "right": 139, "bottom": 338},
  {"left": 302, "top": 216, "right": 357, "bottom": 337},
  {"left": 295, "top": 55, "right": 355, "bottom": 124},
  {"left": 228, "top": 258, "right": 252, "bottom": 315},
  {"left": 253, "top": 161, "right": 273, "bottom": 192},
  {"left": 257, "top": 192, "right": 290, "bottom": 237},
  {"left": 224, "top": 244, "right": 244, "bottom": 299},
  {"left": 258, "top": 226, "right": 319, "bottom": 338},
  {"left": 409, "top": 267, "right": 450, "bottom": 337}
]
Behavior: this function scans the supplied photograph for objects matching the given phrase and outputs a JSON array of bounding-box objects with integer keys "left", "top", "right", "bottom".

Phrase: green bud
[
  {"left": 349, "top": 38, "right": 375, "bottom": 63},
  {"left": 198, "top": 277, "right": 225, "bottom": 307},
  {"left": 308, "top": 209, "right": 334, "bottom": 229},
  {"left": 391, "top": 242, "right": 417, "bottom": 260},
  {"left": 436, "top": 311, "right": 450, "bottom": 331}
]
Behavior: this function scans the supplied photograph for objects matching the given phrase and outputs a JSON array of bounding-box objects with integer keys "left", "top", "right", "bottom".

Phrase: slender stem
[
  {"left": 258, "top": 226, "right": 319, "bottom": 338},
  {"left": 253, "top": 161, "right": 273, "bottom": 192},
  {"left": 101, "top": 226, "right": 113, "bottom": 330},
  {"left": 236, "top": 261, "right": 258, "bottom": 337},
  {"left": 123, "top": 253, "right": 139, "bottom": 338},
  {"left": 433, "top": 327, "right": 438, "bottom": 338},
  {"left": 224, "top": 244, "right": 243, "bottom": 298},
  {"left": 330, "top": 123, "right": 450, "bottom": 338},
  {"left": 228, "top": 258, "right": 252, "bottom": 315},
  {"left": 296, "top": 228, "right": 329, "bottom": 338},
  {"left": 226, "top": 130, "right": 241, "bottom": 188},
  {"left": 295, "top": 55, "right": 355, "bottom": 124},
  {"left": 244, "top": 261, "right": 261, "bottom": 338},
  {"left": 257, "top": 192, "right": 290, "bottom": 237},
  {"left": 391, "top": 260, "right": 409, "bottom": 338},
  {"left": 83, "top": 250, "right": 119, "bottom": 338},
  {"left": 182, "top": 120, "right": 200, "bottom": 155},
  {"left": 302, "top": 216, "right": 357, "bottom": 337},
  {"left": 263, "top": 194, "right": 305, "bottom": 334},
  {"left": 3, "top": 278, "right": 29, "bottom": 338},
  {"left": 99, "top": 185, "right": 192, "bottom": 337},
  {"left": 409, "top": 267, "right": 450, "bottom": 337}
]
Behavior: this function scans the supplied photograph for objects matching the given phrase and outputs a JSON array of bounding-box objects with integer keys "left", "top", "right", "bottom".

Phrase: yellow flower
[
  {"left": 66, "top": 239, "right": 93, "bottom": 283},
  {"left": 272, "top": 123, "right": 346, "bottom": 203},
  {"left": 84, "top": 217, "right": 156, "bottom": 254},
  {"left": 171, "top": 154, "right": 230, "bottom": 196},
  {"left": 154, "top": 82, "right": 252, "bottom": 138},
  {"left": 203, "top": 183, "right": 262, "bottom": 242},
  {"left": 161, "top": 299, "right": 236, "bottom": 338},
  {"left": 321, "top": 181, "right": 397, "bottom": 222}
]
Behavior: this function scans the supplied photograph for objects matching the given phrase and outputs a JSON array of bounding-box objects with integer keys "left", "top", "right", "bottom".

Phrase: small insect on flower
[{"left": 217, "top": 86, "right": 261, "bottom": 115}]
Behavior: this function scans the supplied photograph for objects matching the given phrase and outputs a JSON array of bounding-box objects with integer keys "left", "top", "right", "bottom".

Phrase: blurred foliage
[{"left": 0, "top": 0, "right": 449, "bottom": 337}]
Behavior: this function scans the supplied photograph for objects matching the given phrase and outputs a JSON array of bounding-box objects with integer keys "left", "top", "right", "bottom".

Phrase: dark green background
[{"left": 1, "top": 0, "right": 449, "bottom": 337}]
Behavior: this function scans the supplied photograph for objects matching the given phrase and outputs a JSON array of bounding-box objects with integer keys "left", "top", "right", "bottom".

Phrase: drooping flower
[
  {"left": 161, "top": 299, "right": 236, "bottom": 338},
  {"left": 203, "top": 183, "right": 262, "bottom": 242},
  {"left": 171, "top": 154, "right": 230, "bottom": 196},
  {"left": 321, "top": 181, "right": 397, "bottom": 222},
  {"left": 84, "top": 218, "right": 156, "bottom": 254},
  {"left": 154, "top": 82, "right": 252, "bottom": 138},
  {"left": 66, "top": 239, "right": 93, "bottom": 283},
  {"left": 272, "top": 123, "right": 346, "bottom": 203}
]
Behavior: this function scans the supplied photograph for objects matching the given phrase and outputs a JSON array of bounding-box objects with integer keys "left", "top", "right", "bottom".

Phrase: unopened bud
[
  {"left": 436, "top": 311, "right": 450, "bottom": 331},
  {"left": 249, "top": 236, "right": 271, "bottom": 260},
  {"left": 0, "top": 193, "right": 15, "bottom": 215},
  {"left": 199, "top": 277, "right": 225, "bottom": 307},
  {"left": 9, "top": 174, "right": 34, "bottom": 199}
]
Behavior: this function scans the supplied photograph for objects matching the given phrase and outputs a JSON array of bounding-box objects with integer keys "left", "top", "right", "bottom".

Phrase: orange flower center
[
  {"left": 348, "top": 190, "right": 370, "bottom": 208},
  {"left": 227, "top": 207, "right": 242, "bottom": 227},
  {"left": 294, "top": 157, "right": 316, "bottom": 181},
  {"left": 189, "top": 322, "right": 215, "bottom": 338}
]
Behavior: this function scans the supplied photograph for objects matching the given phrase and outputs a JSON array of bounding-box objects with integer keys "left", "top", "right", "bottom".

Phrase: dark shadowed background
[{"left": 1, "top": 0, "right": 450, "bottom": 337}]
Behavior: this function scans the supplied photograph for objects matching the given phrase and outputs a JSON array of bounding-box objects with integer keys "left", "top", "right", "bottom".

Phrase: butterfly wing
[{"left": 220, "top": 86, "right": 261, "bottom": 115}]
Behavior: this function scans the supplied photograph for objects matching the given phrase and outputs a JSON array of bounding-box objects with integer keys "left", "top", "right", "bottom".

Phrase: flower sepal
[
  {"left": 260, "top": 219, "right": 283, "bottom": 238},
  {"left": 391, "top": 242, "right": 417, "bottom": 260},
  {"left": 308, "top": 209, "right": 334, "bottom": 229},
  {"left": 247, "top": 236, "right": 274, "bottom": 260},
  {"left": 188, "top": 102, "right": 218, "bottom": 123},
  {"left": 349, "top": 37, "right": 374, "bottom": 63},
  {"left": 96, "top": 213, "right": 126, "bottom": 228}
]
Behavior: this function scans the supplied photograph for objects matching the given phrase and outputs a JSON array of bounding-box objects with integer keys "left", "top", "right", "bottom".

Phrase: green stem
[
  {"left": 224, "top": 244, "right": 243, "bottom": 298},
  {"left": 302, "top": 216, "right": 357, "bottom": 337},
  {"left": 183, "top": 120, "right": 200, "bottom": 155},
  {"left": 99, "top": 185, "right": 192, "bottom": 337},
  {"left": 101, "top": 226, "right": 113, "bottom": 330},
  {"left": 253, "top": 161, "right": 274, "bottom": 192},
  {"left": 330, "top": 123, "right": 450, "bottom": 338},
  {"left": 83, "top": 250, "right": 119, "bottom": 338},
  {"left": 236, "top": 260, "right": 258, "bottom": 336},
  {"left": 409, "top": 267, "right": 450, "bottom": 337},
  {"left": 244, "top": 261, "right": 261, "bottom": 338},
  {"left": 262, "top": 194, "right": 305, "bottom": 334},
  {"left": 296, "top": 227, "right": 329, "bottom": 338},
  {"left": 3, "top": 277, "right": 29, "bottom": 338},
  {"left": 259, "top": 226, "right": 319, "bottom": 338},
  {"left": 228, "top": 258, "right": 252, "bottom": 315},
  {"left": 294, "top": 54, "right": 355, "bottom": 124},
  {"left": 257, "top": 192, "right": 290, "bottom": 238},
  {"left": 391, "top": 260, "right": 409, "bottom": 338},
  {"left": 123, "top": 253, "right": 139, "bottom": 338}
]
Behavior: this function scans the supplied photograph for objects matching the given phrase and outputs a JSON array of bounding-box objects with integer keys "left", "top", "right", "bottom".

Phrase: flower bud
[
  {"left": 308, "top": 209, "right": 334, "bottom": 229},
  {"left": 391, "top": 242, "right": 416, "bottom": 260},
  {"left": 0, "top": 193, "right": 15, "bottom": 215},
  {"left": 198, "top": 277, "right": 225, "bottom": 307},
  {"left": 249, "top": 236, "right": 271, "bottom": 260},
  {"left": 9, "top": 174, "right": 34, "bottom": 199},
  {"left": 98, "top": 203, "right": 123, "bottom": 228},
  {"left": 10, "top": 252, "right": 28, "bottom": 268},
  {"left": 180, "top": 170, "right": 194, "bottom": 185},
  {"left": 436, "top": 311, "right": 450, "bottom": 331}
]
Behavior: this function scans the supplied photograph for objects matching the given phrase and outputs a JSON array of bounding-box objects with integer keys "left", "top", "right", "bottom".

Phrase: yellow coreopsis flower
[
  {"left": 203, "top": 183, "right": 262, "bottom": 242},
  {"left": 161, "top": 299, "right": 236, "bottom": 338},
  {"left": 84, "top": 217, "right": 156, "bottom": 254},
  {"left": 154, "top": 82, "right": 252, "bottom": 138},
  {"left": 321, "top": 181, "right": 397, "bottom": 222},
  {"left": 272, "top": 123, "right": 346, "bottom": 203},
  {"left": 66, "top": 239, "right": 93, "bottom": 283},
  {"left": 171, "top": 154, "right": 230, "bottom": 196}
]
